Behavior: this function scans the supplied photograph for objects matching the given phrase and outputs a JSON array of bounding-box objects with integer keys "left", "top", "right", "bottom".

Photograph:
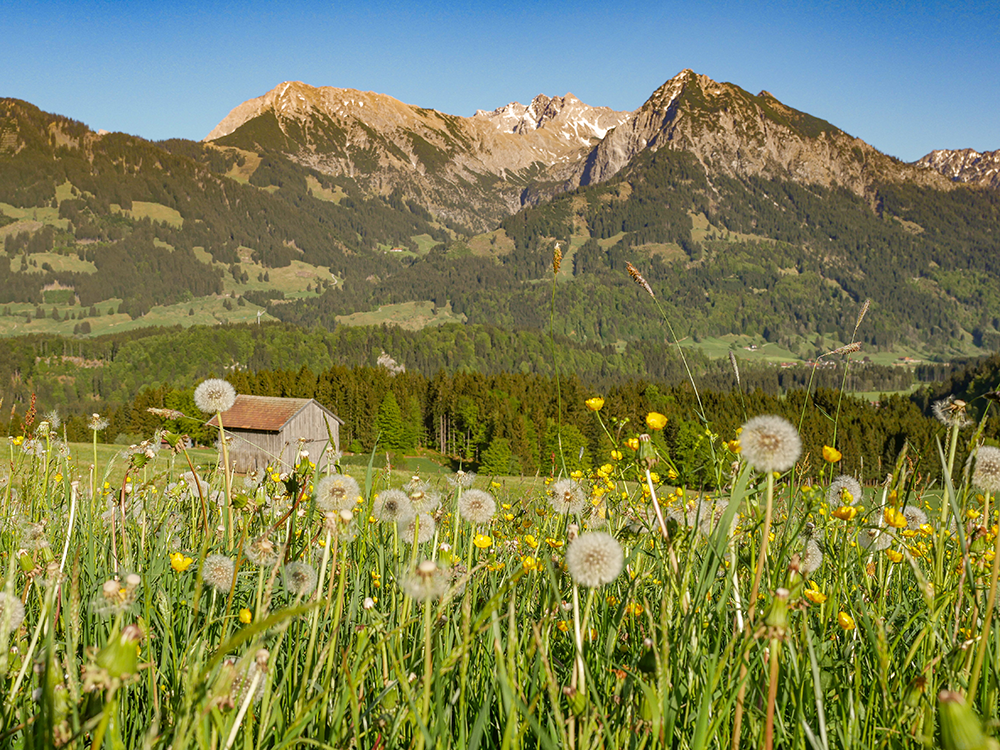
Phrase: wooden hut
[{"left": 207, "top": 395, "right": 342, "bottom": 473}]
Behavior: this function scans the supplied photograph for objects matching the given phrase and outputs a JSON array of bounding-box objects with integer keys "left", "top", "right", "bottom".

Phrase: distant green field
[
  {"left": 335, "top": 300, "right": 466, "bottom": 330},
  {"left": 111, "top": 201, "right": 184, "bottom": 227}
]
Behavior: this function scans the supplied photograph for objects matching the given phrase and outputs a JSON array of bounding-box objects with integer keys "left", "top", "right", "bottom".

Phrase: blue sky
[{"left": 4, "top": 0, "right": 997, "bottom": 161}]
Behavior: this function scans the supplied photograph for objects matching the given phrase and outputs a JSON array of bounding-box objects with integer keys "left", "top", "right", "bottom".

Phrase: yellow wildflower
[
  {"left": 886, "top": 549, "right": 904, "bottom": 563},
  {"left": 884, "top": 507, "right": 907, "bottom": 529},
  {"left": 626, "top": 438, "right": 640, "bottom": 451},
  {"left": 169, "top": 552, "right": 194, "bottom": 573},
  {"left": 832, "top": 505, "right": 858, "bottom": 521},
  {"left": 557, "top": 620, "right": 570, "bottom": 633},
  {"left": 822, "top": 445, "right": 842, "bottom": 463},
  {"left": 239, "top": 608, "right": 252, "bottom": 624},
  {"left": 610, "top": 450, "right": 623, "bottom": 461},
  {"left": 646, "top": 412, "right": 667, "bottom": 431},
  {"left": 473, "top": 534, "right": 493, "bottom": 549},
  {"left": 803, "top": 582, "right": 827, "bottom": 604},
  {"left": 545, "top": 537, "right": 564, "bottom": 548},
  {"left": 522, "top": 555, "right": 540, "bottom": 571},
  {"left": 838, "top": 611, "right": 856, "bottom": 630},
  {"left": 585, "top": 397, "right": 605, "bottom": 411}
]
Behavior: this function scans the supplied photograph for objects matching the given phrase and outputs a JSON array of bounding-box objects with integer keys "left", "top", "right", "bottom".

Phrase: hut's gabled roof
[{"left": 207, "top": 395, "right": 342, "bottom": 431}]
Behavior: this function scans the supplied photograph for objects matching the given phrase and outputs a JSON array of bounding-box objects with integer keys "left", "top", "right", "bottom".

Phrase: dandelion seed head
[
  {"left": 400, "top": 513, "right": 436, "bottom": 544},
  {"left": 89, "top": 413, "right": 109, "bottom": 431},
  {"left": 903, "top": 505, "right": 928, "bottom": 530},
  {"left": 245, "top": 535, "right": 280, "bottom": 567},
  {"left": 859, "top": 527, "right": 892, "bottom": 551},
  {"left": 202, "top": 554, "right": 235, "bottom": 593},
  {"left": 801, "top": 539, "right": 824, "bottom": 575},
  {"left": 695, "top": 498, "right": 729, "bottom": 537},
  {"left": 373, "top": 489, "right": 415, "bottom": 524},
  {"left": 827, "top": 475, "right": 863, "bottom": 506},
  {"left": 458, "top": 489, "right": 496, "bottom": 525},
  {"left": 0, "top": 591, "right": 26, "bottom": 632},
  {"left": 401, "top": 559, "right": 449, "bottom": 602},
  {"left": 314, "top": 474, "right": 361, "bottom": 513},
  {"left": 194, "top": 379, "right": 237, "bottom": 414},
  {"left": 283, "top": 561, "right": 318, "bottom": 597},
  {"left": 222, "top": 655, "right": 267, "bottom": 706},
  {"left": 566, "top": 532, "right": 624, "bottom": 588},
  {"left": 932, "top": 396, "right": 972, "bottom": 429},
  {"left": 405, "top": 479, "right": 440, "bottom": 514},
  {"left": 244, "top": 468, "right": 264, "bottom": 489},
  {"left": 738, "top": 415, "right": 802, "bottom": 473},
  {"left": 973, "top": 445, "right": 1000, "bottom": 494},
  {"left": 446, "top": 470, "right": 476, "bottom": 489},
  {"left": 549, "top": 479, "right": 586, "bottom": 515}
]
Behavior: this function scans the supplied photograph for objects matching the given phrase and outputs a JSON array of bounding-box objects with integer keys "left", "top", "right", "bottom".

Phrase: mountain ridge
[{"left": 203, "top": 70, "right": 976, "bottom": 230}]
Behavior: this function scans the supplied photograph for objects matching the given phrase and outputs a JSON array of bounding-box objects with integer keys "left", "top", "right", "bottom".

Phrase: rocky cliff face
[
  {"left": 205, "top": 71, "right": 969, "bottom": 229},
  {"left": 552, "top": 70, "right": 952, "bottom": 198},
  {"left": 915, "top": 148, "right": 1000, "bottom": 189},
  {"left": 205, "top": 82, "right": 628, "bottom": 230}
]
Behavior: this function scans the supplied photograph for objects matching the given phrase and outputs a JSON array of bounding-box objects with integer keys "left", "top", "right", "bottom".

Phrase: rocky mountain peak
[
  {"left": 473, "top": 92, "right": 629, "bottom": 143},
  {"left": 915, "top": 148, "right": 1000, "bottom": 189}
]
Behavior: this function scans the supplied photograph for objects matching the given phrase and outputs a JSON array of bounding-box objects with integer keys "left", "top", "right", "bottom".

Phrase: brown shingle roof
[{"left": 206, "top": 395, "right": 341, "bottom": 431}]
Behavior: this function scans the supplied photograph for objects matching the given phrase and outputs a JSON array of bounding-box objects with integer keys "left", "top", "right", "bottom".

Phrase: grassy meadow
[{"left": 2, "top": 263, "right": 1000, "bottom": 750}]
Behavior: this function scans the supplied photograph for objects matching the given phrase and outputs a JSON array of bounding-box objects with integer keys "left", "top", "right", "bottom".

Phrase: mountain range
[
  {"left": 1, "top": 69, "right": 998, "bottom": 364},
  {"left": 201, "top": 69, "right": 981, "bottom": 230}
]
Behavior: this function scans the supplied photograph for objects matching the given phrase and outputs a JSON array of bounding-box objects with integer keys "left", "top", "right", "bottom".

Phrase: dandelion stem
[
  {"left": 732, "top": 471, "right": 775, "bottom": 750},
  {"left": 765, "top": 636, "right": 780, "bottom": 750},
  {"left": 571, "top": 582, "right": 586, "bottom": 699},
  {"left": 968, "top": 490, "right": 1000, "bottom": 704}
]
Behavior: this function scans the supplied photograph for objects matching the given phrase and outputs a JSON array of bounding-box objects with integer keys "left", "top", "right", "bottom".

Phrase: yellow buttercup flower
[
  {"left": 239, "top": 608, "right": 252, "bottom": 624},
  {"left": 523, "top": 534, "right": 539, "bottom": 549},
  {"left": 522, "top": 555, "right": 540, "bottom": 571},
  {"left": 838, "top": 611, "right": 856, "bottom": 630},
  {"left": 625, "top": 438, "right": 640, "bottom": 451},
  {"left": 803, "top": 582, "right": 827, "bottom": 604},
  {"left": 822, "top": 445, "right": 843, "bottom": 463},
  {"left": 473, "top": 533, "right": 493, "bottom": 549},
  {"left": 610, "top": 450, "right": 623, "bottom": 461},
  {"left": 646, "top": 412, "right": 667, "bottom": 431},
  {"left": 832, "top": 505, "right": 858, "bottom": 521},
  {"left": 170, "top": 552, "right": 194, "bottom": 573},
  {"left": 585, "top": 396, "right": 605, "bottom": 412},
  {"left": 884, "top": 507, "right": 907, "bottom": 529},
  {"left": 886, "top": 549, "right": 904, "bottom": 563}
]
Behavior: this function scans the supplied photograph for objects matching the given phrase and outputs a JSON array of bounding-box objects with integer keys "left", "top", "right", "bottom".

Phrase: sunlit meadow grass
[{"left": 2, "top": 378, "right": 1000, "bottom": 745}]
